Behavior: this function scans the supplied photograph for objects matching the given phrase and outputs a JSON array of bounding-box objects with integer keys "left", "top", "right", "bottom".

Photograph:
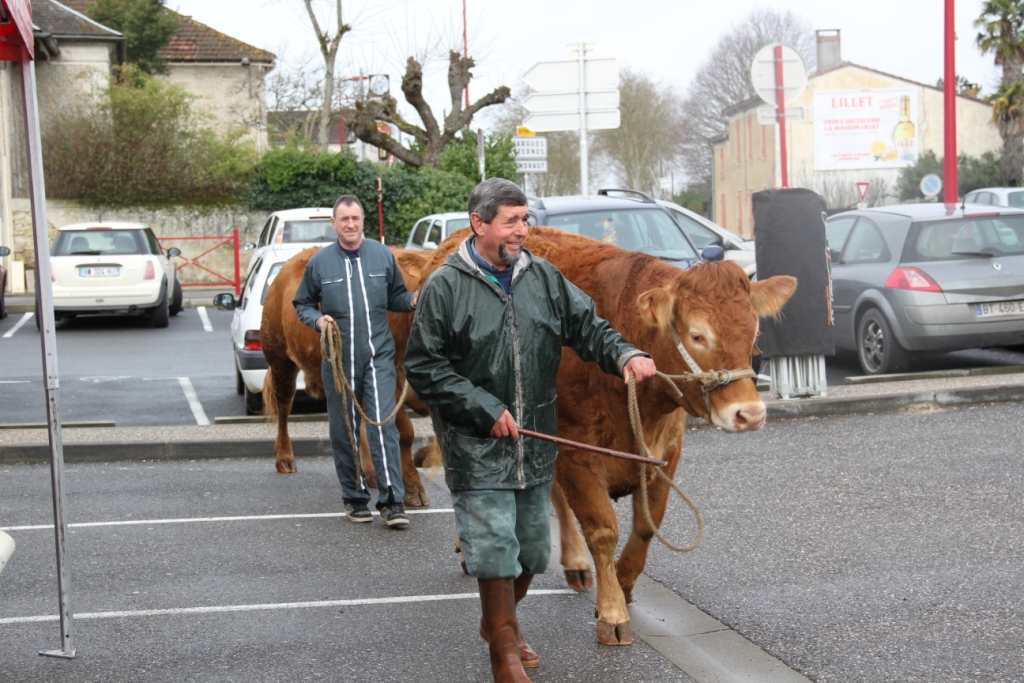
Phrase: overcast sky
[{"left": 168, "top": 0, "right": 998, "bottom": 126}]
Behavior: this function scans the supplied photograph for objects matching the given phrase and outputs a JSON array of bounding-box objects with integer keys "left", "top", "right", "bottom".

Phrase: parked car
[
  {"left": 825, "top": 203, "right": 1024, "bottom": 375},
  {"left": 528, "top": 189, "right": 709, "bottom": 269},
  {"left": 961, "top": 187, "right": 1024, "bottom": 209},
  {"left": 213, "top": 246, "right": 317, "bottom": 414},
  {"left": 243, "top": 208, "right": 335, "bottom": 279},
  {"left": 44, "top": 222, "right": 181, "bottom": 327},
  {"left": 0, "top": 245, "right": 9, "bottom": 319},
  {"left": 657, "top": 200, "right": 757, "bottom": 277},
  {"left": 404, "top": 212, "right": 471, "bottom": 250}
]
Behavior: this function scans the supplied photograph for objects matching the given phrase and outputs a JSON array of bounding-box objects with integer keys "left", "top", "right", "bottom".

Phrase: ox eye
[{"left": 691, "top": 334, "right": 706, "bottom": 345}]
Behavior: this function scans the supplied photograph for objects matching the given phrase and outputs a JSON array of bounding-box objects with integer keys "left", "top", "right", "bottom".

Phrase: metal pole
[
  {"left": 477, "top": 127, "right": 485, "bottom": 180},
  {"left": 943, "top": 0, "right": 958, "bottom": 202},
  {"left": 774, "top": 45, "right": 789, "bottom": 189},
  {"left": 462, "top": 0, "right": 469, "bottom": 109},
  {"left": 232, "top": 227, "right": 240, "bottom": 296},
  {"left": 376, "top": 177, "right": 385, "bottom": 243},
  {"left": 19, "top": 48, "right": 76, "bottom": 659},
  {"left": 577, "top": 39, "right": 589, "bottom": 196}
]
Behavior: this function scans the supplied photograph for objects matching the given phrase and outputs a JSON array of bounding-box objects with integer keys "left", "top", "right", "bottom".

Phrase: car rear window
[
  {"left": 280, "top": 220, "right": 334, "bottom": 244},
  {"left": 53, "top": 230, "right": 145, "bottom": 256},
  {"left": 904, "top": 215, "right": 1024, "bottom": 261},
  {"left": 544, "top": 208, "right": 699, "bottom": 260}
]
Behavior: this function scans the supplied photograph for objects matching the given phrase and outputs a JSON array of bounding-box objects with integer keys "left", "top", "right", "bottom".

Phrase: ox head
[{"left": 637, "top": 260, "right": 796, "bottom": 432}]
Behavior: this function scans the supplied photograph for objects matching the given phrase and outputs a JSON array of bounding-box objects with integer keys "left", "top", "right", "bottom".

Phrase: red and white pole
[
  {"left": 943, "top": 0, "right": 958, "bottom": 202},
  {"left": 774, "top": 45, "right": 789, "bottom": 188}
]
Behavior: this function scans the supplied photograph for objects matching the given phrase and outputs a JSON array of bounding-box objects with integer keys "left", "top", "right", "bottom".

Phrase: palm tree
[{"left": 976, "top": 0, "right": 1024, "bottom": 186}]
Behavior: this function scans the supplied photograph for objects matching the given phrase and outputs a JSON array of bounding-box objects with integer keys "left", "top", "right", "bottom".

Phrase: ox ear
[
  {"left": 750, "top": 275, "right": 798, "bottom": 318},
  {"left": 637, "top": 287, "right": 675, "bottom": 329},
  {"left": 394, "top": 249, "right": 429, "bottom": 279}
]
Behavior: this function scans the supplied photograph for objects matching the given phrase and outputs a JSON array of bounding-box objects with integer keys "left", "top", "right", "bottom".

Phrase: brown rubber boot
[
  {"left": 478, "top": 578, "right": 533, "bottom": 683},
  {"left": 479, "top": 573, "right": 539, "bottom": 668}
]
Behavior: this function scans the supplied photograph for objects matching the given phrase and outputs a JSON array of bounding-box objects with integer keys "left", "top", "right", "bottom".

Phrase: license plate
[
  {"left": 79, "top": 267, "right": 120, "bottom": 277},
  {"left": 974, "top": 300, "right": 1024, "bottom": 318}
]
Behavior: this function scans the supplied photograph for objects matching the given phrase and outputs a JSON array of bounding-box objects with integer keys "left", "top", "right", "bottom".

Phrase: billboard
[{"left": 813, "top": 89, "right": 918, "bottom": 170}]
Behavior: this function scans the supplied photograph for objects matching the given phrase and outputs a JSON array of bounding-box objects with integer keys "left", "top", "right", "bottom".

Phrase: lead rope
[{"left": 320, "top": 319, "right": 411, "bottom": 488}]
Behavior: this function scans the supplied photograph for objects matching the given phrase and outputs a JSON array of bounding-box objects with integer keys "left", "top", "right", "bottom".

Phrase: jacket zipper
[{"left": 508, "top": 291, "right": 525, "bottom": 487}]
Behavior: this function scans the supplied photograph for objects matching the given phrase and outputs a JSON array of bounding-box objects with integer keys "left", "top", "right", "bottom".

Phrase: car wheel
[
  {"left": 149, "top": 285, "right": 170, "bottom": 328},
  {"left": 169, "top": 279, "right": 183, "bottom": 317},
  {"left": 236, "top": 367, "right": 244, "bottom": 395},
  {"left": 244, "top": 385, "right": 263, "bottom": 415},
  {"left": 857, "top": 308, "right": 910, "bottom": 376}
]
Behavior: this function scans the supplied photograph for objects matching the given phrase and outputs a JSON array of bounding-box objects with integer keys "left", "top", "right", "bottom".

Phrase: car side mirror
[
  {"left": 701, "top": 245, "right": 725, "bottom": 262},
  {"left": 242, "top": 242, "right": 256, "bottom": 250},
  {"left": 212, "top": 293, "right": 237, "bottom": 310},
  {"left": 0, "top": 246, "right": 9, "bottom": 257},
  {"left": 166, "top": 247, "right": 181, "bottom": 258},
  {"left": 423, "top": 241, "right": 438, "bottom": 250}
]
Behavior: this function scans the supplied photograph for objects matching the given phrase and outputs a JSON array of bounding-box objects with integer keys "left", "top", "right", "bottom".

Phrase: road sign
[
  {"left": 523, "top": 109, "right": 620, "bottom": 133},
  {"left": 856, "top": 181, "right": 870, "bottom": 202},
  {"left": 516, "top": 159, "right": 548, "bottom": 173},
  {"left": 522, "top": 58, "right": 619, "bottom": 92},
  {"left": 750, "top": 43, "right": 807, "bottom": 106},
  {"left": 920, "top": 173, "right": 943, "bottom": 198},
  {"left": 513, "top": 136, "right": 547, "bottom": 159},
  {"left": 756, "top": 105, "right": 805, "bottom": 125},
  {"left": 516, "top": 126, "right": 536, "bottom": 137},
  {"left": 522, "top": 89, "right": 620, "bottom": 114}
]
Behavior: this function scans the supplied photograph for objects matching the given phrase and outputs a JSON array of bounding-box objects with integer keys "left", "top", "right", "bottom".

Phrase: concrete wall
[{"left": 4, "top": 200, "right": 266, "bottom": 293}]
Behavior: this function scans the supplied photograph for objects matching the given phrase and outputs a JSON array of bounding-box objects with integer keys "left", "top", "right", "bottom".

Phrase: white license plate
[
  {"left": 79, "top": 267, "right": 120, "bottom": 277},
  {"left": 974, "top": 300, "right": 1024, "bottom": 318}
]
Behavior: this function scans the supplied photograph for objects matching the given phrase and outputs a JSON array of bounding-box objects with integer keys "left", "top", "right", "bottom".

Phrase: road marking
[
  {"left": 2, "top": 312, "right": 32, "bottom": 338},
  {"left": 0, "top": 380, "right": 31, "bottom": 384},
  {"left": 79, "top": 376, "right": 131, "bottom": 383},
  {"left": 196, "top": 306, "right": 213, "bottom": 332},
  {"left": 0, "top": 589, "right": 575, "bottom": 626},
  {"left": 177, "top": 377, "right": 210, "bottom": 425},
  {"left": 0, "top": 508, "right": 455, "bottom": 532}
]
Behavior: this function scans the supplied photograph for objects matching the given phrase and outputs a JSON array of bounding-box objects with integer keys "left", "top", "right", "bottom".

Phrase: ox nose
[{"left": 730, "top": 401, "right": 767, "bottom": 431}]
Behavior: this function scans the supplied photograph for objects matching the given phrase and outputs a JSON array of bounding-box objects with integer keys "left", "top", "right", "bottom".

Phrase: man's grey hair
[
  {"left": 333, "top": 194, "right": 364, "bottom": 216},
  {"left": 468, "top": 178, "right": 527, "bottom": 223}
]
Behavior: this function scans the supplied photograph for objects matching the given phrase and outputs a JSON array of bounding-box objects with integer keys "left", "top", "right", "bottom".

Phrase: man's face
[
  {"left": 332, "top": 202, "right": 365, "bottom": 250},
  {"left": 471, "top": 204, "right": 530, "bottom": 269}
]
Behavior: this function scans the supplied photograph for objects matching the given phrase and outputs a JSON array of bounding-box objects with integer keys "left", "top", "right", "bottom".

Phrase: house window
[
  {"left": 747, "top": 114, "right": 753, "bottom": 160},
  {"left": 720, "top": 193, "right": 727, "bottom": 228},
  {"left": 719, "top": 148, "right": 725, "bottom": 179},
  {"left": 737, "top": 190, "right": 743, "bottom": 233},
  {"left": 760, "top": 122, "right": 766, "bottom": 158},
  {"left": 735, "top": 121, "right": 741, "bottom": 164}
]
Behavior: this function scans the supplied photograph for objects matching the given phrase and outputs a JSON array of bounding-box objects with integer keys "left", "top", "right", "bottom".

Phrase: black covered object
[{"left": 753, "top": 188, "right": 834, "bottom": 357}]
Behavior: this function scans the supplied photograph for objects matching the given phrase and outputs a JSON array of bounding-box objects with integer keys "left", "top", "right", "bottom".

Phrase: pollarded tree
[
  {"left": 302, "top": 0, "right": 350, "bottom": 150},
  {"left": 976, "top": 0, "right": 1024, "bottom": 186}
]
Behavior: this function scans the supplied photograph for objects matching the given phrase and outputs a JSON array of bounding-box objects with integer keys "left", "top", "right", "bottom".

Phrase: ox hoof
[
  {"left": 404, "top": 490, "right": 430, "bottom": 508},
  {"left": 564, "top": 569, "right": 594, "bottom": 590},
  {"left": 276, "top": 459, "right": 297, "bottom": 474},
  {"left": 596, "top": 619, "right": 634, "bottom": 646}
]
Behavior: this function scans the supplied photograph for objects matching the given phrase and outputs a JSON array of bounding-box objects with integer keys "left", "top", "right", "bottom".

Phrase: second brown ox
[{"left": 418, "top": 227, "right": 796, "bottom": 645}]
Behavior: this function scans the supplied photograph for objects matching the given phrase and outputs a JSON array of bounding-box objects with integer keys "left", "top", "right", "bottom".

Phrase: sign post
[
  {"left": 856, "top": 181, "right": 870, "bottom": 209},
  {"left": 750, "top": 44, "right": 807, "bottom": 189},
  {"left": 1, "top": 0, "right": 76, "bottom": 658}
]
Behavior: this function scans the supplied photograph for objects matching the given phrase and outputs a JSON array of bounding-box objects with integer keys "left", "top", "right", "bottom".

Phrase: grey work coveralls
[{"left": 293, "top": 239, "right": 415, "bottom": 507}]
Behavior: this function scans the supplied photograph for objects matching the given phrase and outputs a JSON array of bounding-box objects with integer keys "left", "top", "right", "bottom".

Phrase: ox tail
[{"left": 262, "top": 367, "right": 279, "bottom": 422}]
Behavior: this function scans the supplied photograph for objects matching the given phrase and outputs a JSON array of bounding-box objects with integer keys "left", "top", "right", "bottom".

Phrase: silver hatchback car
[{"left": 826, "top": 204, "right": 1024, "bottom": 375}]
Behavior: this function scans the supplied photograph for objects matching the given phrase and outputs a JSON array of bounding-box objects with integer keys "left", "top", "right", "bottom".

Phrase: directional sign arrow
[
  {"left": 522, "top": 89, "right": 620, "bottom": 114},
  {"left": 523, "top": 109, "right": 621, "bottom": 133},
  {"left": 522, "top": 58, "right": 619, "bottom": 93}
]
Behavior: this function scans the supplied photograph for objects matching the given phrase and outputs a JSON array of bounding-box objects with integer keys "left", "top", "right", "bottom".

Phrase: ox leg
[
  {"left": 617, "top": 470, "right": 672, "bottom": 605},
  {"left": 396, "top": 409, "right": 429, "bottom": 507},
  {"left": 269, "top": 364, "right": 299, "bottom": 474},
  {"left": 559, "top": 462, "right": 634, "bottom": 646},
  {"left": 551, "top": 480, "right": 593, "bottom": 590}
]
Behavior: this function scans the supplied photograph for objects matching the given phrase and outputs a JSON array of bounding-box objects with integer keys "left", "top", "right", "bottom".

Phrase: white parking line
[
  {"left": 0, "top": 589, "right": 576, "bottom": 626},
  {"left": 196, "top": 306, "right": 213, "bottom": 332},
  {"left": 2, "top": 312, "right": 32, "bottom": 338},
  {"left": 177, "top": 377, "right": 210, "bottom": 425},
  {"left": 0, "top": 508, "right": 455, "bottom": 532}
]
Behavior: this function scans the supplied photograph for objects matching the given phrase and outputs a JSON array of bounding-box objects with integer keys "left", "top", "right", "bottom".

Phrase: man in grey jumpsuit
[{"left": 293, "top": 195, "right": 416, "bottom": 528}]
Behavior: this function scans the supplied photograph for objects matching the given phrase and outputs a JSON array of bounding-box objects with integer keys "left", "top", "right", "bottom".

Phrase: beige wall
[
  {"left": 713, "top": 65, "right": 1002, "bottom": 234},
  {"left": 166, "top": 63, "right": 272, "bottom": 151}
]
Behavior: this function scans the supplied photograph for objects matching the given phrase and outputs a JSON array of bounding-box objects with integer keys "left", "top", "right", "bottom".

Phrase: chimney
[{"left": 816, "top": 29, "right": 841, "bottom": 72}]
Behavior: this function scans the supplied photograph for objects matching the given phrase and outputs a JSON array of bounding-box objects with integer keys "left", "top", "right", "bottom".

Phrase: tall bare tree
[
  {"left": 303, "top": 0, "right": 350, "bottom": 149},
  {"left": 591, "top": 69, "right": 684, "bottom": 195},
  {"left": 344, "top": 50, "right": 510, "bottom": 168},
  {"left": 679, "top": 9, "right": 815, "bottom": 190}
]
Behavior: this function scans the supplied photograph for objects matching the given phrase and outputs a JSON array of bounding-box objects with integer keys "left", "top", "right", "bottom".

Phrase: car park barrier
[{"left": 159, "top": 228, "right": 242, "bottom": 295}]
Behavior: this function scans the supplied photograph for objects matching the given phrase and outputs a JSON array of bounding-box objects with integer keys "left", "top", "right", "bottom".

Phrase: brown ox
[
  {"left": 420, "top": 227, "right": 796, "bottom": 645},
  {"left": 260, "top": 246, "right": 433, "bottom": 507}
]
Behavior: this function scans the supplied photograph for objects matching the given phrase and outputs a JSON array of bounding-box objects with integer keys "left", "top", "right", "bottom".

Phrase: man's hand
[
  {"left": 623, "top": 355, "right": 657, "bottom": 384},
  {"left": 411, "top": 291, "right": 419, "bottom": 308},
  {"left": 316, "top": 314, "right": 334, "bottom": 331},
  {"left": 491, "top": 409, "right": 519, "bottom": 439}
]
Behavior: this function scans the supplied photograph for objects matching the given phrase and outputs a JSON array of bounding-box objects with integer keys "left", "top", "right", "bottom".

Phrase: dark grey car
[{"left": 826, "top": 204, "right": 1024, "bottom": 375}]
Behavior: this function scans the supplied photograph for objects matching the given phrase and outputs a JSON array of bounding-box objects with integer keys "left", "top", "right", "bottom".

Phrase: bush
[
  {"left": 438, "top": 130, "right": 518, "bottom": 183},
  {"left": 43, "top": 67, "right": 257, "bottom": 205},
  {"left": 897, "top": 150, "right": 1003, "bottom": 200}
]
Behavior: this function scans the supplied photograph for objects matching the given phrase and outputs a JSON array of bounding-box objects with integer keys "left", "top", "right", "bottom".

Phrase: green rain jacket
[{"left": 404, "top": 238, "right": 645, "bottom": 491}]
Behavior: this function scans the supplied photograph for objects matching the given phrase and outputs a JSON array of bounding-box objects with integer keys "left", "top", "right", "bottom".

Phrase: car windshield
[
  {"left": 54, "top": 230, "right": 144, "bottom": 256},
  {"left": 905, "top": 215, "right": 1024, "bottom": 261},
  {"left": 545, "top": 208, "right": 699, "bottom": 260},
  {"left": 446, "top": 217, "right": 472, "bottom": 232},
  {"left": 281, "top": 219, "right": 334, "bottom": 244}
]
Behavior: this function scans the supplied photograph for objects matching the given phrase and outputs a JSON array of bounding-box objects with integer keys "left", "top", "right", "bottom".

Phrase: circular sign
[
  {"left": 750, "top": 43, "right": 807, "bottom": 107},
  {"left": 920, "top": 173, "right": 943, "bottom": 198}
]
